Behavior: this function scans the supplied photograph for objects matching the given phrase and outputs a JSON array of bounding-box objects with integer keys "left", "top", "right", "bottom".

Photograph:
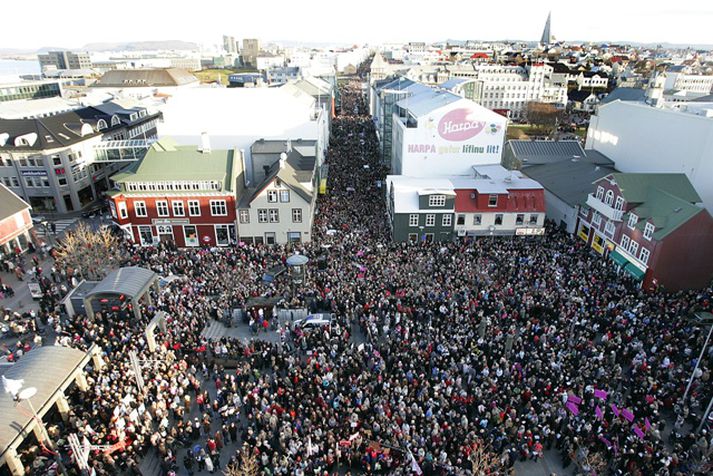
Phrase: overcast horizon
[{"left": 3, "top": 0, "right": 713, "bottom": 50}]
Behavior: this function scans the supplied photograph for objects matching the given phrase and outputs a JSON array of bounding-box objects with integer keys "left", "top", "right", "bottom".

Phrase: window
[
  {"left": 627, "top": 213, "right": 637, "bottom": 229},
  {"left": 409, "top": 214, "right": 419, "bottom": 227},
  {"left": 280, "top": 190, "right": 290, "bottom": 203},
  {"left": 456, "top": 214, "right": 465, "bottom": 225},
  {"left": 605, "top": 190, "right": 614, "bottom": 206},
  {"left": 408, "top": 233, "right": 418, "bottom": 242},
  {"left": 605, "top": 221, "right": 616, "bottom": 237},
  {"left": 442, "top": 214, "right": 452, "bottom": 227},
  {"left": 267, "top": 190, "right": 278, "bottom": 203},
  {"left": 639, "top": 248, "right": 650, "bottom": 265},
  {"left": 529, "top": 214, "right": 538, "bottom": 225},
  {"left": 516, "top": 214, "right": 524, "bottom": 225},
  {"left": 24, "top": 177, "right": 34, "bottom": 188},
  {"left": 269, "top": 209, "right": 279, "bottom": 223},
  {"left": 596, "top": 186, "right": 604, "bottom": 200},
  {"left": 488, "top": 195, "right": 498, "bottom": 207},
  {"left": 134, "top": 201, "right": 147, "bottom": 217},
  {"left": 156, "top": 201, "right": 169, "bottom": 217},
  {"left": 188, "top": 200, "right": 201, "bottom": 216},
  {"left": 592, "top": 212, "right": 601, "bottom": 225},
  {"left": 643, "top": 223, "right": 654, "bottom": 240},
  {"left": 473, "top": 214, "right": 482, "bottom": 225},
  {"left": 183, "top": 225, "right": 198, "bottom": 247},
  {"left": 210, "top": 200, "right": 227, "bottom": 216},
  {"left": 614, "top": 196, "right": 624, "bottom": 211},
  {"left": 621, "top": 234, "right": 630, "bottom": 250},
  {"left": 239, "top": 209, "right": 250, "bottom": 224},
  {"left": 628, "top": 240, "right": 639, "bottom": 256},
  {"left": 138, "top": 225, "right": 153, "bottom": 246},
  {"left": 425, "top": 214, "right": 435, "bottom": 227},
  {"left": 292, "top": 208, "right": 302, "bottom": 223},
  {"left": 424, "top": 195, "right": 445, "bottom": 208},
  {"left": 172, "top": 201, "right": 185, "bottom": 217},
  {"left": 258, "top": 209, "right": 268, "bottom": 223},
  {"left": 215, "top": 225, "right": 230, "bottom": 246},
  {"left": 118, "top": 202, "right": 128, "bottom": 219},
  {"left": 58, "top": 177, "right": 67, "bottom": 186},
  {"left": 494, "top": 214, "right": 503, "bottom": 225}
]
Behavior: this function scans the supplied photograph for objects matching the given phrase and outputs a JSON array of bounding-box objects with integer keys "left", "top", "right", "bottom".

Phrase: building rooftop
[
  {"left": 521, "top": 159, "right": 618, "bottom": 207},
  {"left": 387, "top": 176, "right": 456, "bottom": 214},
  {"left": 599, "top": 87, "right": 647, "bottom": 105},
  {"left": 111, "top": 138, "right": 238, "bottom": 192},
  {"left": 628, "top": 189, "right": 705, "bottom": 240},
  {"left": 0, "top": 183, "right": 30, "bottom": 219},
  {"left": 92, "top": 68, "right": 198, "bottom": 87},
  {"left": 610, "top": 173, "right": 701, "bottom": 204},
  {"left": 0, "top": 97, "right": 80, "bottom": 120}
]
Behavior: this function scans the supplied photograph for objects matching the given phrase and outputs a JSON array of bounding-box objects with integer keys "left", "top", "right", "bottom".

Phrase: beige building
[{"left": 241, "top": 39, "right": 261, "bottom": 68}]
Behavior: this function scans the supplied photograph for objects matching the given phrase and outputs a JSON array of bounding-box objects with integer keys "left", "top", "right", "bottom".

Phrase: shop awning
[
  {"left": 624, "top": 263, "right": 646, "bottom": 280},
  {"left": 609, "top": 250, "right": 628, "bottom": 266}
]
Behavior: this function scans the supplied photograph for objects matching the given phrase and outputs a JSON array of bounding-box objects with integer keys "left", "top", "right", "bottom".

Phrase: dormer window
[
  {"left": 628, "top": 213, "right": 638, "bottom": 229},
  {"left": 111, "top": 115, "right": 121, "bottom": 126},
  {"left": 643, "top": 222, "right": 654, "bottom": 240},
  {"left": 97, "top": 119, "right": 107, "bottom": 131},
  {"left": 429, "top": 194, "right": 446, "bottom": 207}
]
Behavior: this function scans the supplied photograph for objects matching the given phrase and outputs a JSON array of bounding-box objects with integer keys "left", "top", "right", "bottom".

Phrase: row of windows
[
  {"left": 620, "top": 234, "right": 651, "bottom": 265},
  {"left": 1, "top": 152, "right": 79, "bottom": 168},
  {"left": 410, "top": 213, "right": 539, "bottom": 227},
  {"left": 125, "top": 181, "right": 222, "bottom": 192},
  {"left": 126, "top": 199, "right": 226, "bottom": 219},
  {"left": 267, "top": 189, "right": 291, "bottom": 203}
]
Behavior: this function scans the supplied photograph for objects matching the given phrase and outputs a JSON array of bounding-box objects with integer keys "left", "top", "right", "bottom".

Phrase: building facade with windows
[
  {"left": 577, "top": 173, "right": 713, "bottom": 291},
  {"left": 386, "top": 177, "right": 456, "bottom": 242},
  {"left": 108, "top": 139, "right": 241, "bottom": 247},
  {"left": 0, "top": 101, "right": 161, "bottom": 213},
  {"left": 38, "top": 50, "right": 92, "bottom": 71},
  {"left": 237, "top": 140, "right": 317, "bottom": 244},
  {"left": 0, "top": 184, "right": 33, "bottom": 257},
  {"left": 0, "top": 80, "right": 64, "bottom": 103}
]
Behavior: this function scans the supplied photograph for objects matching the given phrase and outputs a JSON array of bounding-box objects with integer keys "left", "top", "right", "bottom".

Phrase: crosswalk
[
  {"left": 34, "top": 218, "right": 78, "bottom": 237},
  {"left": 202, "top": 319, "right": 228, "bottom": 340}
]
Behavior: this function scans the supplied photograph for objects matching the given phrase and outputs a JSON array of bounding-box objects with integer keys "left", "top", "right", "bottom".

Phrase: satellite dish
[{"left": 18, "top": 387, "right": 37, "bottom": 400}]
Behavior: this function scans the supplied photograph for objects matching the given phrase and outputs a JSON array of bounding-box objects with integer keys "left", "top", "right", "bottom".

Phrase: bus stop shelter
[{"left": 83, "top": 267, "right": 159, "bottom": 321}]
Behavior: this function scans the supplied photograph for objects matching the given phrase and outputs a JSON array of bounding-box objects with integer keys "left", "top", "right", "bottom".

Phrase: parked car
[{"left": 293, "top": 314, "right": 333, "bottom": 332}]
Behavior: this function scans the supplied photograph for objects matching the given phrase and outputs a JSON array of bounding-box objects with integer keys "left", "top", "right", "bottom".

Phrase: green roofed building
[{"left": 579, "top": 172, "right": 713, "bottom": 291}]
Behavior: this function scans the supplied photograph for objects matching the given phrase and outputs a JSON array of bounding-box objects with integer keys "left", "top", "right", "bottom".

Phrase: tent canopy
[{"left": 85, "top": 266, "right": 158, "bottom": 300}]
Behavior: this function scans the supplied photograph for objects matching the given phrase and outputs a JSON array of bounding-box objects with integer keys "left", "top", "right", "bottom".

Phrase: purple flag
[
  {"left": 622, "top": 408, "right": 635, "bottom": 422},
  {"left": 611, "top": 404, "right": 620, "bottom": 417},
  {"left": 633, "top": 425, "right": 645, "bottom": 439},
  {"left": 567, "top": 394, "right": 582, "bottom": 405},
  {"left": 594, "top": 389, "right": 608, "bottom": 400},
  {"left": 595, "top": 406, "right": 604, "bottom": 420},
  {"left": 356, "top": 250, "right": 365, "bottom": 257},
  {"left": 644, "top": 418, "right": 651, "bottom": 431},
  {"left": 598, "top": 435, "right": 612, "bottom": 448},
  {"left": 565, "top": 402, "right": 580, "bottom": 415}
]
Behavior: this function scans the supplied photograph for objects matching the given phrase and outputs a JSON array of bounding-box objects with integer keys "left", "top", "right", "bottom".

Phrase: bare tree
[
  {"left": 525, "top": 102, "right": 564, "bottom": 137},
  {"left": 223, "top": 447, "right": 258, "bottom": 476},
  {"left": 466, "top": 438, "right": 510, "bottom": 476},
  {"left": 54, "top": 222, "right": 125, "bottom": 281}
]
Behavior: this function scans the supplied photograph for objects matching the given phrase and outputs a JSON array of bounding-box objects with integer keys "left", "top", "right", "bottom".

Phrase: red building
[
  {"left": 578, "top": 173, "right": 713, "bottom": 291},
  {"left": 0, "top": 184, "right": 33, "bottom": 257},
  {"left": 108, "top": 139, "right": 240, "bottom": 247},
  {"left": 451, "top": 165, "right": 546, "bottom": 238}
]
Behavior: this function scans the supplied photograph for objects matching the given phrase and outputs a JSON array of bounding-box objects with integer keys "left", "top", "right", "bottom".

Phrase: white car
[{"left": 294, "top": 314, "right": 333, "bottom": 331}]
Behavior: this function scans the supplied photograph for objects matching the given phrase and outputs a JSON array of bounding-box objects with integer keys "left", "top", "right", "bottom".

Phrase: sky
[{"left": 3, "top": 0, "right": 713, "bottom": 50}]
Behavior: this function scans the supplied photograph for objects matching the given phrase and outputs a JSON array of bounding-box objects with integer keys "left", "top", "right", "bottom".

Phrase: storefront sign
[
  {"left": 516, "top": 227, "right": 546, "bottom": 236},
  {"left": 203, "top": 235, "right": 211, "bottom": 243},
  {"left": 21, "top": 170, "right": 48, "bottom": 177},
  {"left": 151, "top": 218, "right": 190, "bottom": 225}
]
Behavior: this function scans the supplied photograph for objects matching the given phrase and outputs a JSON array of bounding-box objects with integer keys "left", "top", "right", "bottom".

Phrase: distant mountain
[{"left": 81, "top": 40, "right": 200, "bottom": 52}]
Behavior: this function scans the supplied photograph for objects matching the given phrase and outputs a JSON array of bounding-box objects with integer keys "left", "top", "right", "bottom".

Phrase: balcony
[{"left": 586, "top": 194, "right": 623, "bottom": 221}]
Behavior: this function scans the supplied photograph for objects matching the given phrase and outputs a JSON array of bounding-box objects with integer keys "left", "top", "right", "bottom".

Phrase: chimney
[
  {"left": 286, "top": 140, "right": 292, "bottom": 153},
  {"left": 199, "top": 132, "right": 211, "bottom": 154},
  {"left": 279, "top": 152, "right": 287, "bottom": 169}
]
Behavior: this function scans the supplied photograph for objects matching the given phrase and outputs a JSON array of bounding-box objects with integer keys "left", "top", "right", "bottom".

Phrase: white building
[
  {"left": 444, "top": 63, "right": 567, "bottom": 120},
  {"left": 663, "top": 72, "right": 713, "bottom": 95},
  {"left": 156, "top": 87, "right": 328, "bottom": 185},
  {"left": 391, "top": 90, "right": 507, "bottom": 176},
  {"left": 586, "top": 100, "right": 713, "bottom": 213}
]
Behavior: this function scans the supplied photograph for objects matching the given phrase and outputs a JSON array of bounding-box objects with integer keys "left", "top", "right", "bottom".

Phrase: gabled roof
[
  {"left": 627, "top": 189, "right": 705, "bottom": 240},
  {"left": 507, "top": 140, "right": 586, "bottom": 165},
  {"left": 0, "top": 183, "right": 30, "bottom": 219},
  {"left": 112, "top": 138, "right": 238, "bottom": 192},
  {"left": 522, "top": 160, "right": 617, "bottom": 207},
  {"left": 599, "top": 87, "right": 647, "bottom": 105},
  {"left": 93, "top": 68, "right": 198, "bottom": 87},
  {"left": 608, "top": 173, "right": 701, "bottom": 204}
]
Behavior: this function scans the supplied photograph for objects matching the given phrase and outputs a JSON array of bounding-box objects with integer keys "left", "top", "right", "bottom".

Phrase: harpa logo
[{"left": 437, "top": 108, "right": 485, "bottom": 141}]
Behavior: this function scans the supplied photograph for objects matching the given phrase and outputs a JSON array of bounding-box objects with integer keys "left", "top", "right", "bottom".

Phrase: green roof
[
  {"left": 111, "top": 139, "right": 237, "bottom": 192},
  {"left": 627, "top": 189, "right": 704, "bottom": 240},
  {"left": 611, "top": 173, "right": 701, "bottom": 204}
]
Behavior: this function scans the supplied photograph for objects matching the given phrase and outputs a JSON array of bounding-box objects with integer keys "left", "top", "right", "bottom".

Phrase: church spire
[{"left": 540, "top": 11, "right": 552, "bottom": 46}]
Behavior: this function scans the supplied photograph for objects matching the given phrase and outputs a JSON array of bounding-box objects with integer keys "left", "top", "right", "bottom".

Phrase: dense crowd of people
[{"left": 4, "top": 79, "right": 713, "bottom": 476}]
